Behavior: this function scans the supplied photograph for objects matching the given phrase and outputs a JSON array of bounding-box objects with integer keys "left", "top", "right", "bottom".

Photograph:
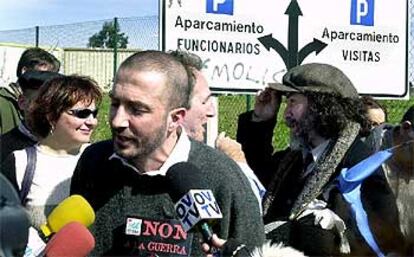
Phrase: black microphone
[
  {"left": 0, "top": 173, "right": 30, "bottom": 257},
  {"left": 166, "top": 162, "right": 223, "bottom": 245}
]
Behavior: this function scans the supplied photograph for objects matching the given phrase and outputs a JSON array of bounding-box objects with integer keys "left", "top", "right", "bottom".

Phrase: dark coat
[
  {"left": 0, "top": 86, "right": 22, "bottom": 134},
  {"left": 0, "top": 125, "right": 37, "bottom": 162},
  {"left": 237, "top": 111, "right": 405, "bottom": 256}
]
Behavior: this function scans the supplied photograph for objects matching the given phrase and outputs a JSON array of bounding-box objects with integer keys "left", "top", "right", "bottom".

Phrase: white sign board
[
  {"left": 0, "top": 45, "right": 26, "bottom": 88},
  {"left": 160, "top": 0, "right": 408, "bottom": 98}
]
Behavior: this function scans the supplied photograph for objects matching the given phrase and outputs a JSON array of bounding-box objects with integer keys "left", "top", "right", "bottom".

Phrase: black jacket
[
  {"left": 0, "top": 125, "right": 36, "bottom": 162},
  {"left": 237, "top": 111, "right": 405, "bottom": 256}
]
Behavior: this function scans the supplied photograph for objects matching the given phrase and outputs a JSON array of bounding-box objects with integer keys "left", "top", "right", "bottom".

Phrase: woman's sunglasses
[{"left": 67, "top": 108, "right": 99, "bottom": 119}]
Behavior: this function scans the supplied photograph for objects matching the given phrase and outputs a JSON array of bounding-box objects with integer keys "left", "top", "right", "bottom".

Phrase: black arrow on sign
[
  {"left": 257, "top": 0, "right": 328, "bottom": 70},
  {"left": 258, "top": 34, "right": 289, "bottom": 69},
  {"left": 298, "top": 38, "right": 327, "bottom": 64},
  {"left": 286, "top": 0, "right": 302, "bottom": 68}
]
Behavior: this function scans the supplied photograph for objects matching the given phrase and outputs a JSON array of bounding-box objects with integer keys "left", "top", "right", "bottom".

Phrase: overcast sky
[{"left": 0, "top": 0, "right": 158, "bottom": 31}]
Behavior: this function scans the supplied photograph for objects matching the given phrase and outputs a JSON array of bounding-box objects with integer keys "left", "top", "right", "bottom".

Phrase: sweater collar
[{"left": 109, "top": 128, "right": 191, "bottom": 176}]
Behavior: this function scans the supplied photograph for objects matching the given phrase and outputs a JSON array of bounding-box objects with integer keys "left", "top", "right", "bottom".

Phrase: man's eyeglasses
[{"left": 67, "top": 108, "right": 99, "bottom": 119}]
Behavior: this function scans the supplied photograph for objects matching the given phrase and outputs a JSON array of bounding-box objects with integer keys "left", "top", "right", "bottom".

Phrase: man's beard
[
  {"left": 287, "top": 112, "right": 317, "bottom": 150},
  {"left": 112, "top": 121, "right": 167, "bottom": 161},
  {"left": 289, "top": 133, "right": 305, "bottom": 151}
]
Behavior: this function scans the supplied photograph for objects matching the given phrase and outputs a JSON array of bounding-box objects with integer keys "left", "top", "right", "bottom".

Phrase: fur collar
[{"left": 289, "top": 121, "right": 361, "bottom": 219}]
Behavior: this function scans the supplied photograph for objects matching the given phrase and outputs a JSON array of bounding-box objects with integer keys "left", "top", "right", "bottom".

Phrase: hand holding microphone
[
  {"left": 201, "top": 235, "right": 250, "bottom": 257},
  {"left": 166, "top": 162, "right": 223, "bottom": 251}
]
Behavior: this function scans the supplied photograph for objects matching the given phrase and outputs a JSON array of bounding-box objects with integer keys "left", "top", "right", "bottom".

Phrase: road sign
[{"left": 160, "top": 0, "right": 408, "bottom": 98}]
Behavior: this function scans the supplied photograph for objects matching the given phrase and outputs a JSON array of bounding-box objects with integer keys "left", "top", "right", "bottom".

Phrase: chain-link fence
[
  {"left": 0, "top": 16, "right": 158, "bottom": 49},
  {"left": 0, "top": 12, "right": 413, "bottom": 149}
]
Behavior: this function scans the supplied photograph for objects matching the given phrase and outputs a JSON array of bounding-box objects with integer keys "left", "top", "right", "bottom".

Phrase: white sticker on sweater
[{"left": 126, "top": 217, "right": 143, "bottom": 236}]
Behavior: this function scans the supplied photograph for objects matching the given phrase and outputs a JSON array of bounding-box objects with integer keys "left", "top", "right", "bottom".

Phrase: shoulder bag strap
[{"left": 20, "top": 146, "right": 37, "bottom": 205}]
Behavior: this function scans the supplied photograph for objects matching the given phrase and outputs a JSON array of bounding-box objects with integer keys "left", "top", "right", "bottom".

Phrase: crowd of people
[{"left": 0, "top": 47, "right": 414, "bottom": 257}]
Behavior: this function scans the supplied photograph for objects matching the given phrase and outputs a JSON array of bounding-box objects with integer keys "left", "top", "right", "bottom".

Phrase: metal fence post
[
  {"left": 35, "top": 26, "right": 39, "bottom": 47},
  {"left": 113, "top": 17, "right": 118, "bottom": 79},
  {"left": 246, "top": 95, "right": 251, "bottom": 111}
]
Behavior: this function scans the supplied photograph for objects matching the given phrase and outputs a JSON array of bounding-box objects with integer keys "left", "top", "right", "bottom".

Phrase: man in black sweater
[{"left": 70, "top": 50, "right": 264, "bottom": 256}]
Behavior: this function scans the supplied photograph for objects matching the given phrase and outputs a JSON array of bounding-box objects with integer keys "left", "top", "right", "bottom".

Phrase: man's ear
[
  {"left": 20, "top": 66, "right": 28, "bottom": 75},
  {"left": 168, "top": 107, "right": 186, "bottom": 131}
]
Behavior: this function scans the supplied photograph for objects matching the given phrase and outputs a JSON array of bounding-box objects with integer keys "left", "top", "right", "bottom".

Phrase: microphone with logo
[
  {"left": 43, "top": 222, "right": 95, "bottom": 257},
  {"left": 165, "top": 162, "right": 223, "bottom": 251},
  {"left": 0, "top": 173, "right": 30, "bottom": 257},
  {"left": 24, "top": 194, "right": 95, "bottom": 257}
]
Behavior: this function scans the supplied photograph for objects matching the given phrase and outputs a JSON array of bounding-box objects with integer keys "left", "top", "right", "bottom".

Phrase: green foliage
[
  {"left": 92, "top": 93, "right": 414, "bottom": 151},
  {"left": 91, "top": 94, "right": 112, "bottom": 142},
  {"left": 379, "top": 99, "right": 414, "bottom": 124},
  {"left": 88, "top": 21, "right": 128, "bottom": 48}
]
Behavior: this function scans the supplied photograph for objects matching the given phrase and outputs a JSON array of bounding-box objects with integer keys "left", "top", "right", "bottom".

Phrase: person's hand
[
  {"left": 215, "top": 132, "right": 247, "bottom": 163},
  {"left": 201, "top": 234, "right": 226, "bottom": 257},
  {"left": 297, "top": 199, "right": 350, "bottom": 254},
  {"left": 297, "top": 199, "right": 346, "bottom": 232},
  {"left": 252, "top": 88, "right": 282, "bottom": 122}
]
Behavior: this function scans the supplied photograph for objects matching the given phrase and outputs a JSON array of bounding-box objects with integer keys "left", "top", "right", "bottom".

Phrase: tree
[{"left": 88, "top": 21, "right": 128, "bottom": 48}]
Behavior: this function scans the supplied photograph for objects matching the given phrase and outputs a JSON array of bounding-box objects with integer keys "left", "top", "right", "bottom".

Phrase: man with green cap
[{"left": 237, "top": 63, "right": 404, "bottom": 256}]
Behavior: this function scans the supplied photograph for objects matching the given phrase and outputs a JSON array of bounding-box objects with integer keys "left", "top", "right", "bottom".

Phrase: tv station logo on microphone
[
  {"left": 350, "top": 0, "right": 375, "bottom": 26},
  {"left": 206, "top": 0, "right": 234, "bottom": 15},
  {"left": 174, "top": 189, "right": 223, "bottom": 232}
]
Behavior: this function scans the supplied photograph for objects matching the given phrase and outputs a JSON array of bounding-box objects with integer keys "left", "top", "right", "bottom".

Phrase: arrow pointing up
[
  {"left": 285, "top": 0, "right": 302, "bottom": 68},
  {"left": 257, "top": 0, "right": 328, "bottom": 71},
  {"left": 285, "top": 0, "right": 303, "bottom": 16}
]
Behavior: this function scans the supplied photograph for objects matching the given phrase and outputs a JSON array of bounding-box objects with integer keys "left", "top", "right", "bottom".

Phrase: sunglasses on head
[{"left": 67, "top": 108, "right": 99, "bottom": 119}]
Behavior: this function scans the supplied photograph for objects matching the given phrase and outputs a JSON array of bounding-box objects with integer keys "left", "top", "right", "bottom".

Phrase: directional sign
[{"left": 160, "top": 0, "right": 408, "bottom": 98}]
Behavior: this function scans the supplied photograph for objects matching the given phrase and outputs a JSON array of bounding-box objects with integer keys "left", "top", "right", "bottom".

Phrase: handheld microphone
[
  {"left": 43, "top": 222, "right": 95, "bottom": 257},
  {"left": 166, "top": 162, "right": 223, "bottom": 244},
  {"left": 24, "top": 195, "right": 95, "bottom": 257},
  {"left": 39, "top": 195, "right": 95, "bottom": 239},
  {"left": 0, "top": 173, "right": 30, "bottom": 257}
]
